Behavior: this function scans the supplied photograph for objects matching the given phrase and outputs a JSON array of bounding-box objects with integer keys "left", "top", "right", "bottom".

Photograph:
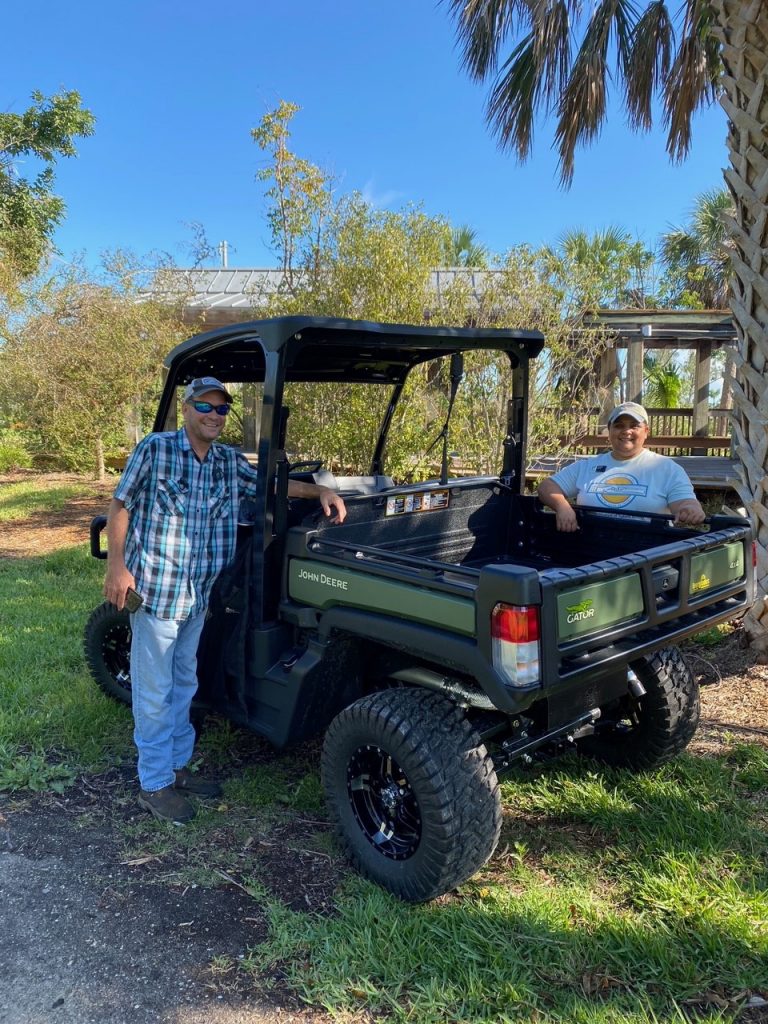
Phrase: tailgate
[{"left": 538, "top": 523, "right": 752, "bottom": 684}]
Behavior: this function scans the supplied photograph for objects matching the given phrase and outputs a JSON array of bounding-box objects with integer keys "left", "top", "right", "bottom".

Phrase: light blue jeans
[{"left": 129, "top": 606, "right": 207, "bottom": 792}]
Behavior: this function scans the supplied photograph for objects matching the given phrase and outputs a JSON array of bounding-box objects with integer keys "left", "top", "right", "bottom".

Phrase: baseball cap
[
  {"left": 183, "top": 376, "right": 234, "bottom": 403},
  {"left": 607, "top": 402, "right": 648, "bottom": 426}
]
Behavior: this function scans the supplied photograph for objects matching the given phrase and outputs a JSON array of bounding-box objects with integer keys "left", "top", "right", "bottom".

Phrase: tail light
[{"left": 491, "top": 603, "right": 541, "bottom": 687}]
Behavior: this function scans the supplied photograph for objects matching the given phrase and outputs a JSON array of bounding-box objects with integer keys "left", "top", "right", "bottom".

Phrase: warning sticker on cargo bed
[{"left": 385, "top": 490, "right": 450, "bottom": 516}]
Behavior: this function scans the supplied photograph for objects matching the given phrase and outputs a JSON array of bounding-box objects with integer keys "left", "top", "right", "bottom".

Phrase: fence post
[
  {"left": 692, "top": 339, "right": 712, "bottom": 455},
  {"left": 627, "top": 337, "right": 644, "bottom": 404}
]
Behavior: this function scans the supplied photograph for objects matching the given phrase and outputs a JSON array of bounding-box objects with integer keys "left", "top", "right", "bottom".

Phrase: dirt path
[
  {"left": 1, "top": 473, "right": 766, "bottom": 1023},
  {"left": 1, "top": 473, "right": 334, "bottom": 1023}
]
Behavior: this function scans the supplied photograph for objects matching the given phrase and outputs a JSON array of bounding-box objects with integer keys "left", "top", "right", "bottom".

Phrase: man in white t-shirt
[{"left": 537, "top": 402, "right": 706, "bottom": 532}]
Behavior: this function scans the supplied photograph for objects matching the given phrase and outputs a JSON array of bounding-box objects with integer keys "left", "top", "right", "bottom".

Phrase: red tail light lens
[
  {"left": 492, "top": 605, "right": 541, "bottom": 644},
  {"left": 491, "top": 604, "right": 541, "bottom": 687}
]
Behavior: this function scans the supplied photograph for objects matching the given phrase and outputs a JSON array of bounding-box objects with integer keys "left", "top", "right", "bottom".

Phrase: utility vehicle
[{"left": 86, "top": 317, "right": 753, "bottom": 901}]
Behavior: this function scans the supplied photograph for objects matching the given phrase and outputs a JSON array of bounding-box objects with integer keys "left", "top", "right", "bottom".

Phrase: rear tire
[
  {"left": 321, "top": 687, "right": 502, "bottom": 902},
  {"left": 578, "top": 646, "right": 699, "bottom": 771},
  {"left": 83, "top": 602, "right": 132, "bottom": 705}
]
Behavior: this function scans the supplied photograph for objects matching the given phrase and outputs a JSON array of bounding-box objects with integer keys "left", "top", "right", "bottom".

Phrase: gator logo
[
  {"left": 691, "top": 572, "right": 712, "bottom": 593},
  {"left": 566, "top": 598, "right": 596, "bottom": 623},
  {"left": 586, "top": 473, "right": 648, "bottom": 508}
]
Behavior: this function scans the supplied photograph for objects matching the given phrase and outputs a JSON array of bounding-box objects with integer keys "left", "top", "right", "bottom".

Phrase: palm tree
[
  {"left": 643, "top": 353, "right": 686, "bottom": 407},
  {"left": 546, "top": 226, "right": 657, "bottom": 308},
  {"left": 660, "top": 188, "right": 735, "bottom": 308},
  {"left": 444, "top": 1, "right": 768, "bottom": 654},
  {"left": 443, "top": 223, "right": 489, "bottom": 267}
]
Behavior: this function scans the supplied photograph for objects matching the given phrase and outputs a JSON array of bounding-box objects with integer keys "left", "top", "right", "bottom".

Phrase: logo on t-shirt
[{"left": 586, "top": 473, "right": 648, "bottom": 508}]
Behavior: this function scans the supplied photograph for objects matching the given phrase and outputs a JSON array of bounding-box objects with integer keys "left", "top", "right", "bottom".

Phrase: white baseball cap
[{"left": 607, "top": 402, "right": 648, "bottom": 426}]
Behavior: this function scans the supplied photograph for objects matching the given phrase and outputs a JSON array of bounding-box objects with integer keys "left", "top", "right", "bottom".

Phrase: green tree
[
  {"left": 251, "top": 101, "right": 333, "bottom": 291},
  {"left": 643, "top": 352, "right": 686, "bottom": 407},
  {"left": 545, "top": 226, "right": 658, "bottom": 309},
  {"left": 250, "top": 103, "right": 608, "bottom": 479},
  {"left": 444, "top": 1, "right": 768, "bottom": 653},
  {"left": 0, "top": 253, "right": 187, "bottom": 478},
  {"left": 660, "top": 187, "right": 734, "bottom": 308},
  {"left": 0, "top": 91, "right": 95, "bottom": 284}
]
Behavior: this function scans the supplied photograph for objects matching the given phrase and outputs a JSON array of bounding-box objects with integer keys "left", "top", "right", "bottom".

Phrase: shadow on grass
[{"left": 245, "top": 750, "right": 767, "bottom": 1023}]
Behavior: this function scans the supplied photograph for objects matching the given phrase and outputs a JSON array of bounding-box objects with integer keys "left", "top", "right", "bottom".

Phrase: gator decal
[{"left": 557, "top": 575, "right": 644, "bottom": 641}]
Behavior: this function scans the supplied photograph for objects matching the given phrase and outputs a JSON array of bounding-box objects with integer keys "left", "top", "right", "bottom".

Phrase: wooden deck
[{"left": 526, "top": 454, "right": 741, "bottom": 492}]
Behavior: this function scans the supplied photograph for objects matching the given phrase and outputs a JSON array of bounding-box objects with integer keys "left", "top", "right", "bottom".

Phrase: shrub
[{"left": 0, "top": 430, "right": 33, "bottom": 471}]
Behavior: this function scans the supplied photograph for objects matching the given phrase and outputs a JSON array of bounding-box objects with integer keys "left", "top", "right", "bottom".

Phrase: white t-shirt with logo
[{"left": 549, "top": 449, "right": 696, "bottom": 515}]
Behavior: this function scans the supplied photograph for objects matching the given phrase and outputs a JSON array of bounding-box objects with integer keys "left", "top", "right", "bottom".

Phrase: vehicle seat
[{"left": 291, "top": 469, "right": 394, "bottom": 495}]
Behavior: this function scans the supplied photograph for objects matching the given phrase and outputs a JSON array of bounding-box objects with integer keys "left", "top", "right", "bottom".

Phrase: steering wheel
[{"left": 288, "top": 459, "right": 325, "bottom": 474}]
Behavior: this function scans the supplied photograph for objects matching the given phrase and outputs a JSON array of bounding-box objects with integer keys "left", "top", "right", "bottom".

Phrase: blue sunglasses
[{"left": 190, "top": 400, "right": 231, "bottom": 416}]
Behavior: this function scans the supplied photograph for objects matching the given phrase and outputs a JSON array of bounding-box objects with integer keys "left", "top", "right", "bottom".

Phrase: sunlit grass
[
  {"left": 2, "top": 479, "right": 767, "bottom": 1023},
  {"left": 0, "top": 544, "right": 131, "bottom": 784},
  {"left": 0, "top": 479, "right": 100, "bottom": 521},
  {"left": 247, "top": 753, "right": 768, "bottom": 1023}
]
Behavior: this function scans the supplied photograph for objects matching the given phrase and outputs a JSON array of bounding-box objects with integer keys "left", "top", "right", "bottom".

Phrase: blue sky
[{"left": 5, "top": 0, "right": 729, "bottom": 269}]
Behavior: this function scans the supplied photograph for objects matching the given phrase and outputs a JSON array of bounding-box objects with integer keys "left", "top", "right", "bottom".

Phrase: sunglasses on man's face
[{"left": 190, "top": 400, "right": 231, "bottom": 416}]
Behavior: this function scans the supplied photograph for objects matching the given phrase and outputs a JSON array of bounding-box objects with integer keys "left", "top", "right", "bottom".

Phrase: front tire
[
  {"left": 83, "top": 602, "right": 132, "bottom": 704},
  {"left": 321, "top": 687, "right": 502, "bottom": 902},
  {"left": 578, "top": 646, "right": 699, "bottom": 771}
]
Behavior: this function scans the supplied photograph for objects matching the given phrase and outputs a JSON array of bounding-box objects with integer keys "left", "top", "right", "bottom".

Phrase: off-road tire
[
  {"left": 321, "top": 687, "right": 502, "bottom": 902},
  {"left": 82, "top": 604, "right": 208, "bottom": 736},
  {"left": 578, "top": 645, "right": 699, "bottom": 771},
  {"left": 83, "top": 602, "right": 132, "bottom": 705}
]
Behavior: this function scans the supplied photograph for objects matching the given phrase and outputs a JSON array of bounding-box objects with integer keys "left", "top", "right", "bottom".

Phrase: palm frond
[
  {"left": 555, "top": 0, "right": 635, "bottom": 184},
  {"left": 692, "top": 187, "right": 732, "bottom": 246},
  {"left": 625, "top": 2, "right": 673, "bottom": 131},
  {"left": 442, "top": 0, "right": 528, "bottom": 79},
  {"left": 660, "top": 228, "right": 703, "bottom": 268},
  {"left": 488, "top": 34, "right": 540, "bottom": 160},
  {"left": 664, "top": 0, "right": 720, "bottom": 161},
  {"left": 530, "top": 0, "right": 572, "bottom": 103},
  {"left": 660, "top": 186, "right": 734, "bottom": 307}
]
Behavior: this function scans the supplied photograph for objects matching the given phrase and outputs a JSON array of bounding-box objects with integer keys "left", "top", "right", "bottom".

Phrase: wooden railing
[{"left": 551, "top": 407, "right": 733, "bottom": 457}]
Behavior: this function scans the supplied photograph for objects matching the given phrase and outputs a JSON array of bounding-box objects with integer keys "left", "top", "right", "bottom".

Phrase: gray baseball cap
[
  {"left": 607, "top": 402, "right": 648, "bottom": 426},
  {"left": 183, "top": 376, "right": 234, "bottom": 403}
]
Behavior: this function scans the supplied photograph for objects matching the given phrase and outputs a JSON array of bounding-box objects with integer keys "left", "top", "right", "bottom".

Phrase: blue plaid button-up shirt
[{"left": 114, "top": 428, "right": 259, "bottom": 620}]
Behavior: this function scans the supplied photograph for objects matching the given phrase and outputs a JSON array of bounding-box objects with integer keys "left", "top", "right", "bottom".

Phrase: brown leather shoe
[
  {"left": 174, "top": 767, "right": 223, "bottom": 799},
  {"left": 138, "top": 785, "right": 196, "bottom": 824}
]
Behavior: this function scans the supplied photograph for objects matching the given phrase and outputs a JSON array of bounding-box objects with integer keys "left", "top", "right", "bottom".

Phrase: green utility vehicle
[{"left": 86, "top": 317, "right": 753, "bottom": 902}]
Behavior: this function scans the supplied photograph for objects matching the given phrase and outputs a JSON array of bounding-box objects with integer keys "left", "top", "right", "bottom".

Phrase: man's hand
[
  {"left": 554, "top": 505, "right": 579, "bottom": 532},
  {"left": 104, "top": 565, "right": 136, "bottom": 611},
  {"left": 538, "top": 480, "right": 579, "bottom": 532},
  {"left": 318, "top": 487, "right": 347, "bottom": 524},
  {"left": 671, "top": 499, "right": 706, "bottom": 526}
]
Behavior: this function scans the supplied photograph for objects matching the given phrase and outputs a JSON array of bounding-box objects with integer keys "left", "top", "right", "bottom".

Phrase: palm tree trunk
[{"left": 711, "top": 0, "right": 768, "bottom": 654}]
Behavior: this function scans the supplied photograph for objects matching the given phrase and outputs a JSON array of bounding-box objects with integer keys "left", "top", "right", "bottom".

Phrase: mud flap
[{"left": 546, "top": 667, "right": 629, "bottom": 730}]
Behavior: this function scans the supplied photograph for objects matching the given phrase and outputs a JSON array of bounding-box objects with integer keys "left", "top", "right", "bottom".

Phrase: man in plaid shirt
[{"left": 103, "top": 377, "right": 346, "bottom": 823}]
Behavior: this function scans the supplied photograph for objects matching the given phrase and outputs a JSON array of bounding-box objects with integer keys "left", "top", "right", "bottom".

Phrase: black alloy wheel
[
  {"left": 347, "top": 744, "right": 421, "bottom": 860},
  {"left": 322, "top": 686, "right": 502, "bottom": 903},
  {"left": 83, "top": 602, "right": 133, "bottom": 704}
]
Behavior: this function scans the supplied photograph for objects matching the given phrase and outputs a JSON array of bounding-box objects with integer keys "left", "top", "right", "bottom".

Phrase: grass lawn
[{"left": 1, "top": 480, "right": 766, "bottom": 1023}]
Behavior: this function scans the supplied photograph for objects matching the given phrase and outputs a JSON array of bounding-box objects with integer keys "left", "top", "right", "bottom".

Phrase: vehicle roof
[{"left": 164, "top": 316, "right": 545, "bottom": 385}]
